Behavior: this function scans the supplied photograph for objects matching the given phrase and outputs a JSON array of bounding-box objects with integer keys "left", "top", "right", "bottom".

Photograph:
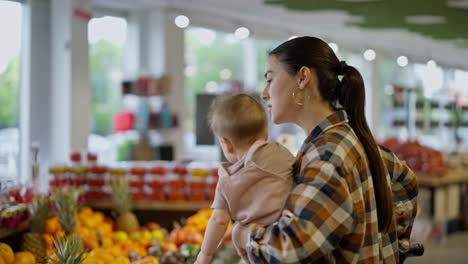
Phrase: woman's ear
[
  {"left": 221, "top": 137, "right": 235, "bottom": 153},
  {"left": 297, "top": 66, "right": 312, "bottom": 89}
]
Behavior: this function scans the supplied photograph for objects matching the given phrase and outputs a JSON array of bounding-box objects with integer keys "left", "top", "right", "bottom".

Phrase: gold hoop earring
[{"left": 292, "top": 87, "right": 304, "bottom": 106}]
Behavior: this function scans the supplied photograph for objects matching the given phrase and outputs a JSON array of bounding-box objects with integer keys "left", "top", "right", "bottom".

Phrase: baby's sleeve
[{"left": 211, "top": 182, "right": 228, "bottom": 210}]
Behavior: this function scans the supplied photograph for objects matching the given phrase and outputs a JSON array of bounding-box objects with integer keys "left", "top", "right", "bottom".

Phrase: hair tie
[{"left": 337, "top": 60, "right": 348, "bottom": 76}]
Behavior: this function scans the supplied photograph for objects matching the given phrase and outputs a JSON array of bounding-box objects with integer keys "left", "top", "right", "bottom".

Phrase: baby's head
[{"left": 209, "top": 94, "right": 268, "bottom": 162}]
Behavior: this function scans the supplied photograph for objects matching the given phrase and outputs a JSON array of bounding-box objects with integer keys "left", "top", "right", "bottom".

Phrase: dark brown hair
[
  {"left": 208, "top": 94, "right": 267, "bottom": 147},
  {"left": 269, "top": 36, "right": 393, "bottom": 233}
]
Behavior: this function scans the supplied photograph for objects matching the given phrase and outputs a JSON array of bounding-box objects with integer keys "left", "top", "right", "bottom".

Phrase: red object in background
[
  {"left": 87, "top": 152, "right": 97, "bottom": 162},
  {"left": 173, "top": 165, "right": 187, "bottom": 176},
  {"left": 168, "top": 192, "right": 185, "bottom": 201},
  {"left": 188, "top": 193, "right": 205, "bottom": 201},
  {"left": 381, "top": 137, "right": 400, "bottom": 150},
  {"left": 131, "top": 192, "right": 145, "bottom": 201},
  {"left": 188, "top": 181, "right": 205, "bottom": 190},
  {"left": 113, "top": 111, "right": 135, "bottom": 133},
  {"left": 150, "top": 166, "right": 168, "bottom": 176},
  {"left": 130, "top": 167, "right": 147, "bottom": 176},
  {"left": 210, "top": 168, "right": 218, "bottom": 177},
  {"left": 168, "top": 179, "right": 184, "bottom": 189},
  {"left": 70, "top": 152, "right": 81, "bottom": 162},
  {"left": 381, "top": 138, "right": 448, "bottom": 176},
  {"left": 146, "top": 192, "right": 165, "bottom": 201},
  {"left": 206, "top": 193, "right": 215, "bottom": 202},
  {"left": 73, "top": 8, "right": 92, "bottom": 21}
]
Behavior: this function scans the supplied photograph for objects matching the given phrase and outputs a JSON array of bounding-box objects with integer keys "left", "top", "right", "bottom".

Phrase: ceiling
[
  {"left": 93, "top": 0, "right": 468, "bottom": 70},
  {"left": 265, "top": 0, "right": 468, "bottom": 40}
]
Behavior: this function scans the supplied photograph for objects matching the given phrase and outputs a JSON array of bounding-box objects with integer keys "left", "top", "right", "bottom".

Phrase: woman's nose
[{"left": 262, "top": 86, "right": 269, "bottom": 100}]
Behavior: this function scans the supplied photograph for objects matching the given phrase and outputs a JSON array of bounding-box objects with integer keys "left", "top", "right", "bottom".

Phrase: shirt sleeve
[
  {"left": 211, "top": 182, "right": 228, "bottom": 210},
  {"left": 246, "top": 159, "right": 356, "bottom": 263},
  {"left": 381, "top": 147, "right": 419, "bottom": 240}
]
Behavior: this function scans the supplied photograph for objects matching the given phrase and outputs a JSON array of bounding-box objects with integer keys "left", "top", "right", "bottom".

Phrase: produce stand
[
  {"left": 88, "top": 200, "right": 212, "bottom": 229},
  {"left": 415, "top": 170, "right": 468, "bottom": 240}
]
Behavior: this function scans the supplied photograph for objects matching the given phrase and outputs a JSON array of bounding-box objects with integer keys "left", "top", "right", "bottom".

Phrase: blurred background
[{"left": 0, "top": 0, "right": 467, "bottom": 263}]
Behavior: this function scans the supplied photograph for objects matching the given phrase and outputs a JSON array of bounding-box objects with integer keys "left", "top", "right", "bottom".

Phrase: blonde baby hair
[{"left": 208, "top": 94, "right": 267, "bottom": 148}]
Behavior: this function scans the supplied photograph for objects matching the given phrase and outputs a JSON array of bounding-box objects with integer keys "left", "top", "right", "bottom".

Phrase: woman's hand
[{"left": 232, "top": 222, "right": 256, "bottom": 264}]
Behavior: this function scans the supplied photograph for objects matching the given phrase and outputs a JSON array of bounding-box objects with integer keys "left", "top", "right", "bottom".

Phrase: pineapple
[
  {"left": 51, "top": 188, "right": 80, "bottom": 236},
  {"left": 21, "top": 195, "right": 49, "bottom": 264},
  {"left": 111, "top": 179, "right": 140, "bottom": 233},
  {"left": 49, "top": 235, "right": 86, "bottom": 264}
]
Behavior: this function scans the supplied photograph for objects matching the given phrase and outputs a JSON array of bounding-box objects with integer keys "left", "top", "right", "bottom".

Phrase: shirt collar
[{"left": 305, "top": 109, "right": 349, "bottom": 143}]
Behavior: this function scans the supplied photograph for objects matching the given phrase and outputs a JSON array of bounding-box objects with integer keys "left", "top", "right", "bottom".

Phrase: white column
[
  {"left": 165, "top": 14, "right": 186, "bottom": 160},
  {"left": 20, "top": 0, "right": 55, "bottom": 184},
  {"left": 123, "top": 11, "right": 140, "bottom": 80},
  {"left": 70, "top": 0, "right": 91, "bottom": 152},
  {"left": 369, "top": 57, "right": 381, "bottom": 135},
  {"left": 50, "top": 0, "right": 72, "bottom": 163},
  {"left": 139, "top": 9, "right": 185, "bottom": 160},
  {"left": 50, "top": 0, "right": 91, "bottom": 163},
  {"left": 243, "top": 38, "right": 257, "bottom": 91}
]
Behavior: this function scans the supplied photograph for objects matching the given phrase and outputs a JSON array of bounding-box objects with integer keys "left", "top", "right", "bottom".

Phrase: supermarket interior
[{"left": 0, "top": 0, "right": 468, "bottom": 263}]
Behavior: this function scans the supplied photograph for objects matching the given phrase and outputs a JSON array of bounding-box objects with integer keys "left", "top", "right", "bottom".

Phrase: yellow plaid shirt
[{"left": 246, "top": 110, "right": 418, "bottom": 263}]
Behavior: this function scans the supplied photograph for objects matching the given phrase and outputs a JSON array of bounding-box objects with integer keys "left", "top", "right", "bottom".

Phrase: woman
[{"left": 237, "top": 36, "right": 418, "bottom": 263}]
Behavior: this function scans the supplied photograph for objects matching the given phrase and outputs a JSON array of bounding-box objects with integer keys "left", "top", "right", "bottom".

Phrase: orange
[
  {"left": 80, "top": 206, "right": 94, "bottom": 216},
  {"left": 42, "top": 233, "right": 54, "bottom": 247},
  {"left": 45, "top": 217, "right": 60, "bottom": 234},
  {"left": 0, "top": 256, "right": 5, "bottom": 264},
  {"left": 14, "top": 252, "right": 36, "bottom": 264},
  {"left": 82, "top": 257, "right": 104, "bottom": 264},
  {"left": 89, "top": 248, "right": 113, "bottom": 263},
  {"left": 132, "top": 256, "right": 160, "bottom": 264},
  {"left": 115, "top": 256, "right": 130, "bottom": 264},
  {"left": 0, "top": 243, "right": 14, "bottom": 264}
]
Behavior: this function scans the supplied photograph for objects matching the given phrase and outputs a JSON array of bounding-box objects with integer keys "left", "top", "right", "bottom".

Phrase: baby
[{"left": 195, "top": 94, "right": 295, "bottom": 264}]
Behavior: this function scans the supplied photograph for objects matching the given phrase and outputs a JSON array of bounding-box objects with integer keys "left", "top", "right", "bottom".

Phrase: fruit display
[
  {"left": 381, "top": 138, "right": 448, "bottom": 176},
  {"left": 51, "top": 189, "right": 80, "bottom": 237},
  {"left": 21, "top": 196, "right": 49, "bottom": 264},
  {"left": 0, "top": 243, "right": 36, "bottom": 264},
  {"left": 49, "top": 235, "right": 86, "bottom": 264},
  {"left": 0, "top": 204, "right": 28, "bottom": 228},
  {"left": 0, "top": 193, "right": 239, "bottom": 264},
  {"left": 111, "top": 179, "right": 140, "bottom": 233},
  {"left": 48, "top": 152, "right": 220, "bottom": 203}
]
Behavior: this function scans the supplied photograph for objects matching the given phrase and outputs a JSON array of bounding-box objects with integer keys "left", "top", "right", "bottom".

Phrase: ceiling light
[
  {"left": 405, "top": 15, "right": 446, "bottom": 25},
  {"left": 184, "top": 66, "right": 196, "bottom": 77},
  {"left": 205, "top": 81, "right": 218, "bottom": 93},
  {"left": 363, "top": 49, "right": 376, "bottom": 61},
  {"left": 397, "top": 56, "right": 408, "bottom": 67},
  {"left": 328, "top": 42, "right": 339, "bottom": 54},
  {"left": 219, "top": 69, "right": 232, "bottom": 80},
  {"left": 427, "top": 59, "right": 437, "bottom": 68},
  {"left": 234, "top": 27, "right": 250, "bottom": 40},
  {"left": 174, "top": 15, "right": 190, "bottom": 28},
  {"left": 448, "top": 0, "right": 468, "bottom": 8},
  {"left": 195, "top": 28, "right": 216, "bottom": 46}
]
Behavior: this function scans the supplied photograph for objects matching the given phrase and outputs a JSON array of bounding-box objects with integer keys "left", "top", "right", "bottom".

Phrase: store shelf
[
  {"left": 0, "top": 219, "right": 29, "bottom": 240},
  {"left": 89, "top": 200, "right": 212, "bottom": 211},
  {"left": 417, "top": 169, "right": 468, "bottom": 187}
]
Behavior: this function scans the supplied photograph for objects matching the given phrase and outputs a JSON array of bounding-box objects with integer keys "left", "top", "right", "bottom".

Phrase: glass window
[
  {"left": 0, "top": 1, "right": 22, "bottom": 179},
  {"left": 184, "top": 27, "right": 243, "bottom": 132},
  {"left": 88, "top": 16, "right": 127, "bottom": 136},
  {"left": 255, "top": 38, "right": 280, "bottom": 93}
]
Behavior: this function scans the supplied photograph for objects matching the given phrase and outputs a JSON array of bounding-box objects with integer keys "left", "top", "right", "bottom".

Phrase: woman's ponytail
[{"left": 339, "top": 65, "right": 394, "bottom": 233}]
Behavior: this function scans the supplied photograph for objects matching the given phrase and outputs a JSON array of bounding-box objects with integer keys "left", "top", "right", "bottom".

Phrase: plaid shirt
[{"left": 246, "top": 110, "right": 418, "bottom": 263}]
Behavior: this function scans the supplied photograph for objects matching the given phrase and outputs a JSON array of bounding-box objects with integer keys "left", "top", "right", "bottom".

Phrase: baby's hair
[{"left": 208, "top": 94, "right": 267, "bottom": 147}]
